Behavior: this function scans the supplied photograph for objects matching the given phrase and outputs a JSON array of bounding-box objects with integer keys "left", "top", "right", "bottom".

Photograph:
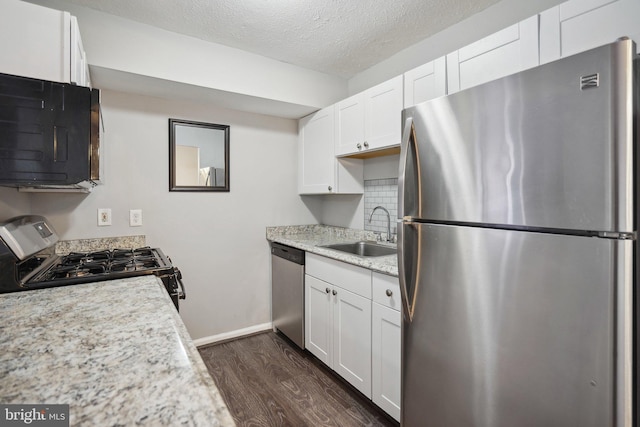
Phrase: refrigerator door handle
[
  {"left": 398, "top": 116, "right": 420, "bottom": 219},
  {"left": 398, "top": 221, "right": 419, "bottom": 323},
  {"left": 398, "top": 114, "right": 421, "bottom": 323},
  {"left": 397, "top": 223, "right": 411, "bottom": 322}
]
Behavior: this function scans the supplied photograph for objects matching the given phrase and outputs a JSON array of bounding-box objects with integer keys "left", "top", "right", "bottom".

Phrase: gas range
[{"left": 0, "top": 216, "right": 185, "bottom": 310}]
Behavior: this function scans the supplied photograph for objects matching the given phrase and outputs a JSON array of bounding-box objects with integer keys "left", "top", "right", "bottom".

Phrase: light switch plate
[
  {"left": 98, "top": 208, "right": 112, "bottom": 226},
  {"left": 129, "top": 209, "right": 142, "bottom": 227}
]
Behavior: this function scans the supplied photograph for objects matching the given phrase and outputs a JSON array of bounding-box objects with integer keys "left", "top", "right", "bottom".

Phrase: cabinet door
[
  {"left": 70, "top": 16, "right": 89, "bottom": 87},
  {"left": 372, "top": 272, "right": 401, "bottom": 311},
  {"left": 333, "top": 286, "right": 372, "bottom": 398},
  {"left": 372, "top": 303, "right": 401, "bottom": 422},
  {"left": 0, "top": 1, "right": 71, "bottom": 84},
  {"left": 335, "top": 93, "right": 365, "bottom": 156},
  {"left": 404, "top": 57, "right": 447, "bottom": 108},
  {"left": 539, "top": 0, "right": 640, "bottom": 64},
  {"left": 305, "top": 275, "right": 333, "bottom": 366},
  {"left": 364, "top": 75, "right": 403, "bottom": 151},
  {"left": 336, "top": 75, "right": 403, "bottom": 156},
  {"left": 298, "top": 106, "right": 336, "bottom": 194},
  {"left": 447, "top": 15, "right": 539, "bottom": 93}
]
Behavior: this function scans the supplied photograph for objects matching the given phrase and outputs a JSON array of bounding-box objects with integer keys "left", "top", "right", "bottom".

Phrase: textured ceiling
[{"left": 56, "top": 0, "right": 501, "bottom": 78}]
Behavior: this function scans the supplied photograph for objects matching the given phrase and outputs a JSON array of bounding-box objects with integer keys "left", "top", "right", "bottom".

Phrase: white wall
[
  {"left": 28, "top": 90, "right": 320, "bottom": 340},
  {"left": 364, "top": 155, "right": 400, "bottom": 180},
  {"left": 318, "top": 155, "right": 399, "bottom": 229},
  {"left": 320, "top": 194, "right": 364, "bottom": 229},
  {"left": 23, "top": 0, "right": 348, "bottom": 118},
  {"left": 0, "top": 187, "right": 31, "bottom": 219}
]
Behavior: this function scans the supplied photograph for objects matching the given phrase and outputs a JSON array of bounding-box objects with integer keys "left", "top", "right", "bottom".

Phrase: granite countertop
[
  {"left": 266, "top": 224, "right": 398, "bottom": 277},
  {"left": 0, "top": 277, "right": 235, "bottom": 427}
]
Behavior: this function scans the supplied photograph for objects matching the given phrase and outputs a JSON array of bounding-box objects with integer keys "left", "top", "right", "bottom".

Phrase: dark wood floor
[{"left": 198, "top": 331, "right": 399, "bottom": 427}]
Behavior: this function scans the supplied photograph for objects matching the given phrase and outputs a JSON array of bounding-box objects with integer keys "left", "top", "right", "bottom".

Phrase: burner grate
[
  {"left": 110, "top": 256, "right": 159, "bottom": 272},
  {"left": 49, "top": 262, "right": 107, "bottom": 279},
  {"left": 40, "top": 247, "right": 164, "bottom": 281}
]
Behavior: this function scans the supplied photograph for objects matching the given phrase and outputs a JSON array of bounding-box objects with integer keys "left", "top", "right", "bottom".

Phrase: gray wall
[
  {"left": 26, "top": 90, "right": 321, "bottom": 340},
  {"left": 0, "top": 187, "right": 30, "bottom": 219}
]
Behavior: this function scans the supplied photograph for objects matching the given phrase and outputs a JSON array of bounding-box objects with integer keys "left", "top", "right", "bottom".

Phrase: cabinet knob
[
  {"left": 386, "top": 289, "right": 393, "bottom": 297},
  {"left": 325, "top": 287, "right": 330, "bottom": 294},
  {"left": 356, "top": 143, "right": 362, "bottom": 150},
  {"left": 364, "top": 141, "right": 369, "bottom": 148},
  {"left": 327, "top": 186, "right": 332, "bottom": 192},
  {"left": 332, "top": 289, "right": 337, "bottom": 296}
]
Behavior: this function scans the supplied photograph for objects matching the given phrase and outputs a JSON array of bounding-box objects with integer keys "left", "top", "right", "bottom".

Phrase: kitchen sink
[{"left": 321, "top": 241, "right": 397, "bottom": 257}]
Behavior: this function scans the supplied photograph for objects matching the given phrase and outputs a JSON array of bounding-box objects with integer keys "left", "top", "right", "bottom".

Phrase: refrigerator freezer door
[
  {"left": 399, "top": 39, "right": 635, "bottom": 233},
  {"left": 402, "top": 223, "right": 631, "bottom": 427}
]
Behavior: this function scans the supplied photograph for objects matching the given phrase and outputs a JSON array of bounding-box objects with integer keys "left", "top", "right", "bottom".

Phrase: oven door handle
[{"left": 174, "top": 268, "right": 186, "bottom": 300}]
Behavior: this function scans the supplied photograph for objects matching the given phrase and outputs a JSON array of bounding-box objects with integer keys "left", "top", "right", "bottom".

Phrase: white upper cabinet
[
  {"left": 364, "top": 76, "right": 403, "bottom": 152},
  {"left": 447, "top": 15, "right": 539, "bottom": 94},
  {"left": 540, "top": 0, "right": 640, "bottom": 64},
  {"left": 335, "top": 93, "right": 365, "bottom": 156},
  {"left": 70, "top": 16, "right": 91, "bottom": 87},
  {"left": 403, "top": 57, "right": 447, "bottom": 108},
  {"left": 298, "top": 106, "right": 337, "bottom": 194},
  {"left": 0, "top": 0, "right": 90, "bottom": 86},
  {"left": 336, "top": 75, "right": 403, "bottom": 157},
  {"left": 298, "top": 106, "right": 363, "bottom": 195}
]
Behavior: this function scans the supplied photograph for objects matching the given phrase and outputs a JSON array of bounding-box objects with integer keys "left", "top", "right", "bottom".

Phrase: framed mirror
[{"left": 169, "top": 119, "right": 230, "bottom": 192}]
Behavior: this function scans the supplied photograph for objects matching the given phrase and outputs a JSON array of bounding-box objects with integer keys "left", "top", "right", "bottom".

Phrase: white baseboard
[{"left": 193, "top": 322, "right": 273, "bottom": 348}]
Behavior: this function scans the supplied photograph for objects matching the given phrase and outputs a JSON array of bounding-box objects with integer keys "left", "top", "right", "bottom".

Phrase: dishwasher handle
[{"left": 270, "top": 242, "right": 305, "bottom": 265}]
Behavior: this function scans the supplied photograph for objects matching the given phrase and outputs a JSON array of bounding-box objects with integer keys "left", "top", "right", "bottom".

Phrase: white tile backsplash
[{"left": 364, "top": 178, "right": 398, "bottom": 239}]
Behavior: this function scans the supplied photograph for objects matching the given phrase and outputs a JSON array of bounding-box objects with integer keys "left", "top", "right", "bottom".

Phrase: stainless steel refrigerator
[{"left": 398, "top": 38, "right": 637, "bottom": 427}]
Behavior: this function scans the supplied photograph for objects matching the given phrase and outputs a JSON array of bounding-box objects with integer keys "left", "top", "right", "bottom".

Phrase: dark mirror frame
[{"left": 169, "top": 118, "right": 230, "bottom": 192}]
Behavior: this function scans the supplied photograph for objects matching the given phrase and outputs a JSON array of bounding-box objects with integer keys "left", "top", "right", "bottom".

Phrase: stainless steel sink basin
[{"left": 321, "top": 241, "right": 397, "bottom": 257}]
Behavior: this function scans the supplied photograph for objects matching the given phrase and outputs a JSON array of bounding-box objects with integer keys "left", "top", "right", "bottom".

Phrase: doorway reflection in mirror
[{"left": 169, "top": 119, "right": 230, "bottom": 192}]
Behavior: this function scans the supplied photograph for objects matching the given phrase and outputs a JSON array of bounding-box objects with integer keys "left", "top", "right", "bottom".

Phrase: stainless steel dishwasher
[{"left": 271, "top": 242, "right": 305, "bottom": 349}]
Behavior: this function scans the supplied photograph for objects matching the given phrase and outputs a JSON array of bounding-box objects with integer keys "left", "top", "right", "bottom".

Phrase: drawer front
[
  {"left": 372, "top": 272, "right": 400, "bottom": 311},
  {"left": 306, "top": 253, "right": 371, "bottom": 299}
]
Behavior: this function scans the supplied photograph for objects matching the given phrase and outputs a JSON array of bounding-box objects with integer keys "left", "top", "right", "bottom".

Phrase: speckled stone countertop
[
  {"left": 266, "top": 224, "right": 398, "bottom": 277},
  {"left": 54, "top": 235, "right": 146, "bottom": 255},
  {"left": 0, "top": 277, "right": 235, "bottom": 427}
]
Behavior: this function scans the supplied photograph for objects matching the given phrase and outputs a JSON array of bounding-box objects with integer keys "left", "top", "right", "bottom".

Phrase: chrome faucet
[{"left": 369, "top": 206, "right": 393, "bottom": 242}]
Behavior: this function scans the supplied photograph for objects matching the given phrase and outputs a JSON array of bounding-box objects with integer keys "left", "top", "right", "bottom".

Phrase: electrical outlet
[
  {"left": 98, "top": 208, "right": 112, "bottom": 226},
  {"left": 129, "top": 209, "right": 143, "bottom": 227}
]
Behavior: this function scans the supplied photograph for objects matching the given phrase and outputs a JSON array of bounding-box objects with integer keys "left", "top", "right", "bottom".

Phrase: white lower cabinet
[
  {"left": 305, "top": 253, "right": 401, "bottom": 419},
  {"left": 305, "top": 254, "right": 372, "bottom": 398},
  {"left": 305, "top": 275, "right": 334, "bottom": 365},
  {"left": 332, "top": 284, "right": 372, "bottom": 397},
  {"left": 305, "top": 276, "right": 372, "bottom": 397},
  {"left": 371, "top": 272, "right": 401, "bottom": 422}
]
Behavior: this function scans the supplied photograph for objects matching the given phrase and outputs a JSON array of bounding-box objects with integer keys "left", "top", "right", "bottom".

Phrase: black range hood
[{"left": 0, "top": 72, "right": 100, "bottom": 192}]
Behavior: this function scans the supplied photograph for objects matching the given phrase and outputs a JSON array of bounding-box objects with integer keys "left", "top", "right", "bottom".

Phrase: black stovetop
[{"left": 22, "top": 247, "right": 175, "bottom": 289}]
